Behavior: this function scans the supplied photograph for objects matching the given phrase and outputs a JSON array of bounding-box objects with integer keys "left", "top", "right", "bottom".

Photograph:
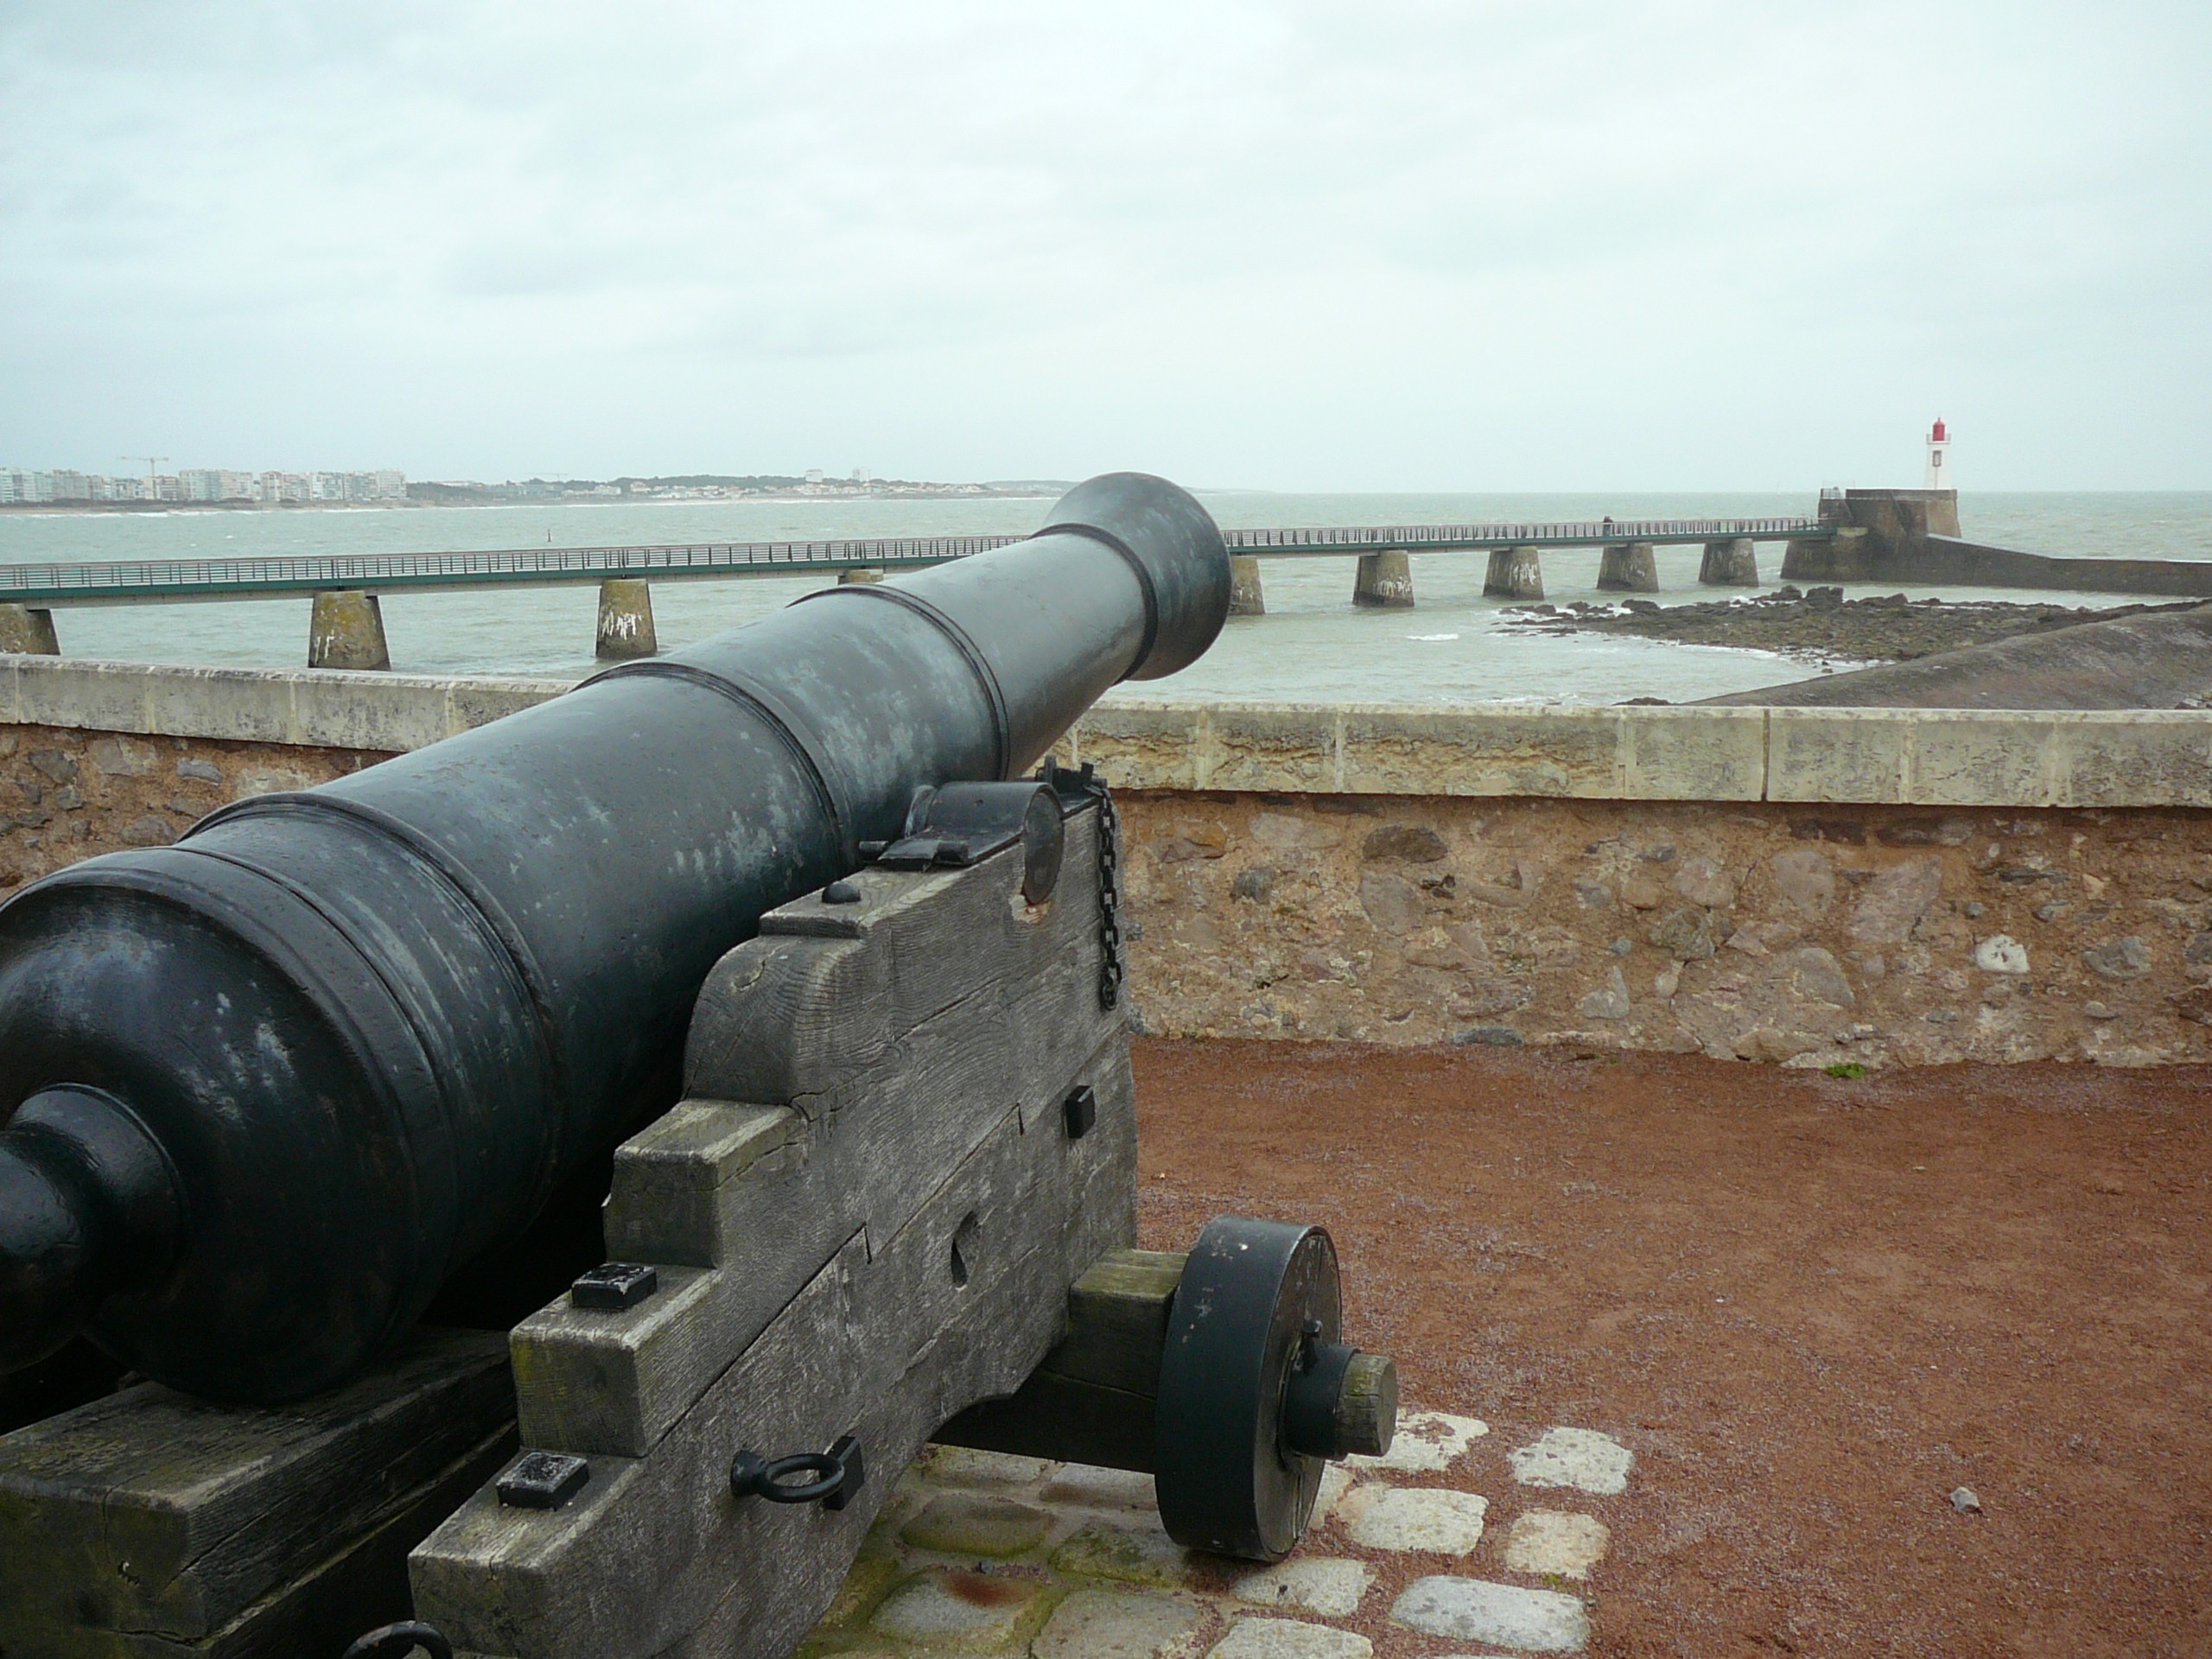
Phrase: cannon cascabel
[{"left": 0, "top": 473, "right": 1229, "bottom": 1402}]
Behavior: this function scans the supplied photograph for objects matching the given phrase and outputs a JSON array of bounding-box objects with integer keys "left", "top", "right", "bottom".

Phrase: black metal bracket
[
  {"left": 730, "top": 1433, "right": 865, "bottom": 1512},
  {"left": 864, "top": 782, "right": 1065, "bottom": 904},
  {"left": 497, "top": 1451, "right": 591, "bottom": 1510},
  {"left": 570, "top": 1262, "right": 658, "bottom": 1311}
]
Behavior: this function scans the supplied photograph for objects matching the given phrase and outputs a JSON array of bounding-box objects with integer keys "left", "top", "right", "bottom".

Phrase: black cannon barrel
[{"left": 0, "top": 473, "right": 1229, "bottom": 1402}]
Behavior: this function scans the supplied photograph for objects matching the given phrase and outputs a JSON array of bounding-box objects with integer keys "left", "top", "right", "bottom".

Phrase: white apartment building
[
  {"left": 3, "top": 466, "right": 404, "bottom": 505},
  {"left": 181, "top": 469, "right": 257, "bottom": 502}
]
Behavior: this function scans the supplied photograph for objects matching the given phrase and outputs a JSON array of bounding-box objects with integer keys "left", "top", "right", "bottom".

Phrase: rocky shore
[{"left": 1504, "top": 588, "right": 2204, "bottom": 669}]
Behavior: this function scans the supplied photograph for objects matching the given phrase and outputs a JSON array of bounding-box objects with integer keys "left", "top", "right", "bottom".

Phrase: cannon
[{"left": 0, "top": 474, "right": 1397, "bottom": 1659}]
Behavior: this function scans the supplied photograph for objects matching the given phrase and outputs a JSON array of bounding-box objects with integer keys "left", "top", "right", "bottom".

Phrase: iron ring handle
[
  {"left": 730, "top": 1433, "right": 866, "bottom": 1510},
  {"left": 344, "top": 1622, "right": 453, "bottom": 1659},
  {"left": 733, "top": 1449, "right": 843, "bottom": 1503}
]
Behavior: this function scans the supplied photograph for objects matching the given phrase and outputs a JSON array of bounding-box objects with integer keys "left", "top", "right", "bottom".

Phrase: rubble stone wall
[
  {"left": 1109, "top": 789, "right": 2212, "bottom": 1067},
  {"left": 0, "top": 723, "right": 392, "bottom": 893},
  {"left": 8, "top": 658, "right": 2212, "bottom": 1066}
]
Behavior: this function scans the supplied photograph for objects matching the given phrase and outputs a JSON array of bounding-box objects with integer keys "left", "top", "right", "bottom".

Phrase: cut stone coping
[
  {"left": 1390, "top": 1575, "right": 1591, "bottom": 1653},
  {"left": 8, "top": 656, "right": 2212, "bottom": 810},
  {"left": 1509, "top": 1428, "right": 1634, "bottom": 1497},
  {"left": 1069, "top": 698, "right": 2212, "bottom": 810}
]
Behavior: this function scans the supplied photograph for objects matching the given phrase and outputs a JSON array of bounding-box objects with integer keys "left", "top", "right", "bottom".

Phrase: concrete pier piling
[
  {"left": 594, "top": 577, "right": 658, "bottom": 661},
  {"left": 1596, "top": 542, "right": 1658, "bottom": 593},
  {"left": 1779, "top": 526, "right": 1872, "bottom": 582},
  {"left": 837, "top": 567, "right": 887, "bottom": 586},
  {"left": 1353, "top": 550, "right": 1415, "bottom": 608},
  {"left": 1229, "top": 555, "right": 1266, "bottom": 616},
  {"left": 1484, "top": 544, "right": 1545, "bottom": 601},
  {"left": 307, "top": 591, "right": 391, "bottom": 671},
  {"left": 0, "top": 604, "right": 60, "bottom": 656},
  {"left": 1699, "top": 537, "right": 1759, "bottom": 587}
]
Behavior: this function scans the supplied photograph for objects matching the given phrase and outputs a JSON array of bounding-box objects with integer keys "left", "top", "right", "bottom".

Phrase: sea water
[{"left": 3, "top": 492, "right": 2207, "bottom": 705}]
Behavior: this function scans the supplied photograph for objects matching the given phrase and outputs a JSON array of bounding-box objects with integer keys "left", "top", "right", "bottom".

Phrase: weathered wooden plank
[
  {"left": 413, "top": 1079, "right": 1134, "bottom": 1659},
  {"left": 601, "top": 1103, "right": 801, "bottom": 1269},
  {"left": 79, "top": 1425, "right": 513, "bottom": 1659},
  {"left": 512, "top": 1001, "right": 1045, "bottom": 1456},
  {"left": 938, "top": 1370, "right": 1159, "bottom": 1474},
  {"left": 0, "top": 1329, "right": 512, "bottom": 1646},
  {"left": 1047, "top": 1249, "right": 1185, "bottom": 1396},
  {"left": 510, "top": 819, "right": 1124, "bottom": 1461},
  {"left": 681, "top": 934, "right": 888, "bottom": 1109},
  {"left": 647, "top": 1131, "right": 1137, "bottom": 1659},
  {"left": 934, "top": 1247, "right": 1182, "bottom": 1471},
  {"left": 685, "top": 810, "right": 1110, "bottom": 1109}
]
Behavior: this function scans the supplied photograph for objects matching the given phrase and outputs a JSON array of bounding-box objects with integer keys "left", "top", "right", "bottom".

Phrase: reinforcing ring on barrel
[
  {"left": 731, "top": 1433, "right": 866, "bottom": 1511},
  {"left": 342, "top": 1622, "right": 453, "bottom": 1659}
]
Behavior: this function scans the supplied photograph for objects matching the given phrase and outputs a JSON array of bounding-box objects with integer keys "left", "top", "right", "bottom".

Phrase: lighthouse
[{"left": 1924, "top": 416, "right": 1952, "bottom": 489}]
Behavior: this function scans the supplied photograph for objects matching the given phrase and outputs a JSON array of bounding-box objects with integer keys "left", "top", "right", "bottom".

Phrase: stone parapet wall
[
  {"left": 1065, "top": 700, "right": 2212, "bottom": 809},
  {"left": 0, "top": 655, "right": 565, "bottom": 752},
  {"left": 1110, "top": 790, "right": 2212, "bottom": 1067},
  {"left": 8, "top": 658, "right": 2212, "bottom": 1065},
  {"left": 0, "top": 722, "right": 391, "bottom": 892}
]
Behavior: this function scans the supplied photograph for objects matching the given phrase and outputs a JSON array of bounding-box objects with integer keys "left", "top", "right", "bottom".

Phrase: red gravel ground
[{"left": 1130, "top": 1039, "right": 2212, "bottom": 1659}]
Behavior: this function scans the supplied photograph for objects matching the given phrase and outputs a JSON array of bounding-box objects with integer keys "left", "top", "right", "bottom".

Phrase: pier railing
[
  {"left": 0, "top": 518, "right": 1825, "bottom": 607},
  {"left": 1222, "top": 518, "right": 1817, "bottom": 551},
  {"left": 0, "top": 535, "right": 1025, "bottom": 604}
]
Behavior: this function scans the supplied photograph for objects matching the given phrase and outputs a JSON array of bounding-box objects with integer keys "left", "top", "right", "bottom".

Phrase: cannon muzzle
[{"left": 0, "top": 472, "right": 1229, "bottom": 1401}]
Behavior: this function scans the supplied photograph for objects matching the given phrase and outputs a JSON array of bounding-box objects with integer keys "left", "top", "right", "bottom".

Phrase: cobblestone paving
[{"left": 798, "top": 1412, "right": 1634, "bottom": 1657}]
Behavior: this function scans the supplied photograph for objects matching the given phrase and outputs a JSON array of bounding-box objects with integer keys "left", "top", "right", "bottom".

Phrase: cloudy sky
[{"left": 2, "top": 3, "right": 2206, "bottom": 491}]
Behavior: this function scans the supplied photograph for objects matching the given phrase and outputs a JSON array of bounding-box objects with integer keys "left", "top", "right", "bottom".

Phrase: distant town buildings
[
  {"left": 0, "top": 466, "right": 407, "bottom": 506},
  {"left": 0, "top": 464, "right": 1034, "bottom": 508}
]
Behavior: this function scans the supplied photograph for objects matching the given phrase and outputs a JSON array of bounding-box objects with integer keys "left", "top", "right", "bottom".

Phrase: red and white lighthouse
[{"left": 1924, "top": 416, "right": 1952, "bottom": 490}]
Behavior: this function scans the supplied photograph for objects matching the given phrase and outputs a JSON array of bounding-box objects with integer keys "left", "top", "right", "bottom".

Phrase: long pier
[
  {"left": 0, "top": 517, "right": 1820, "bottom": 607},
  {"left": 0, "top": 516, "right": 1829, "bottom": 666}
]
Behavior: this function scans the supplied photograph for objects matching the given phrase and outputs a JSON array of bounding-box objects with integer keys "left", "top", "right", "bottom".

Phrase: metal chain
[
  {"left": 1091, "top": 780, "right": 1124, "bottom": 1012},
  {"left": 1037, "top": 759, "right": 1124, "bottom": 1013}
]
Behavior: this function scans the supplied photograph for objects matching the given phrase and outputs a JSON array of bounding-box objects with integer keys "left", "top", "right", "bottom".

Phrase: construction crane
[{"left": 119, "top": 454, "right": 168, "bottom": 500}]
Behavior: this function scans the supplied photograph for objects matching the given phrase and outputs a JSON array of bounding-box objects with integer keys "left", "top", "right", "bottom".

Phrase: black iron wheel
[{"left": 1154, "top": 1215, "right": 1341, "bottom": 1561}]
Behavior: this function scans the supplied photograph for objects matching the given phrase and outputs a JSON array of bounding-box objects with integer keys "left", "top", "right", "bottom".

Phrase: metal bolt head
[
  {"left": 498, "top": 1452, "right": 590, "bottom": 1510},
  {"left": 570, "top": 1262, "right": 658, "bottom": 1310}
]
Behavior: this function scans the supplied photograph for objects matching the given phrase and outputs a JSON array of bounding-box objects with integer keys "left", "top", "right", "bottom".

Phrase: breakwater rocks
[
  {"left": 1115, "top": 791, "right": 2212, "bottom": 1069},
  {"left": 1507, "top": 588, "right": 2202, "bottom": 669}
]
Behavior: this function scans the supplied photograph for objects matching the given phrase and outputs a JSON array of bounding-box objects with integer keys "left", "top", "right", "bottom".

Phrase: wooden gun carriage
[{"left": 0, "top": 476, "right": 1395, "bottom": 1659}]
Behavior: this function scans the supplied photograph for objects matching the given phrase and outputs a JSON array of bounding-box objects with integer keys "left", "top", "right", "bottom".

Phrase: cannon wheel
[{"left": 1154, "top": 1216, "right": 1342, "bottom": 1561}]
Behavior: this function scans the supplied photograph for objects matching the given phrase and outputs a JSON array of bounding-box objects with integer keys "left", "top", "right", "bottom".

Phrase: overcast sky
[{"left": 3, "top": 3, "right": 2206, "bottom": 492}]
